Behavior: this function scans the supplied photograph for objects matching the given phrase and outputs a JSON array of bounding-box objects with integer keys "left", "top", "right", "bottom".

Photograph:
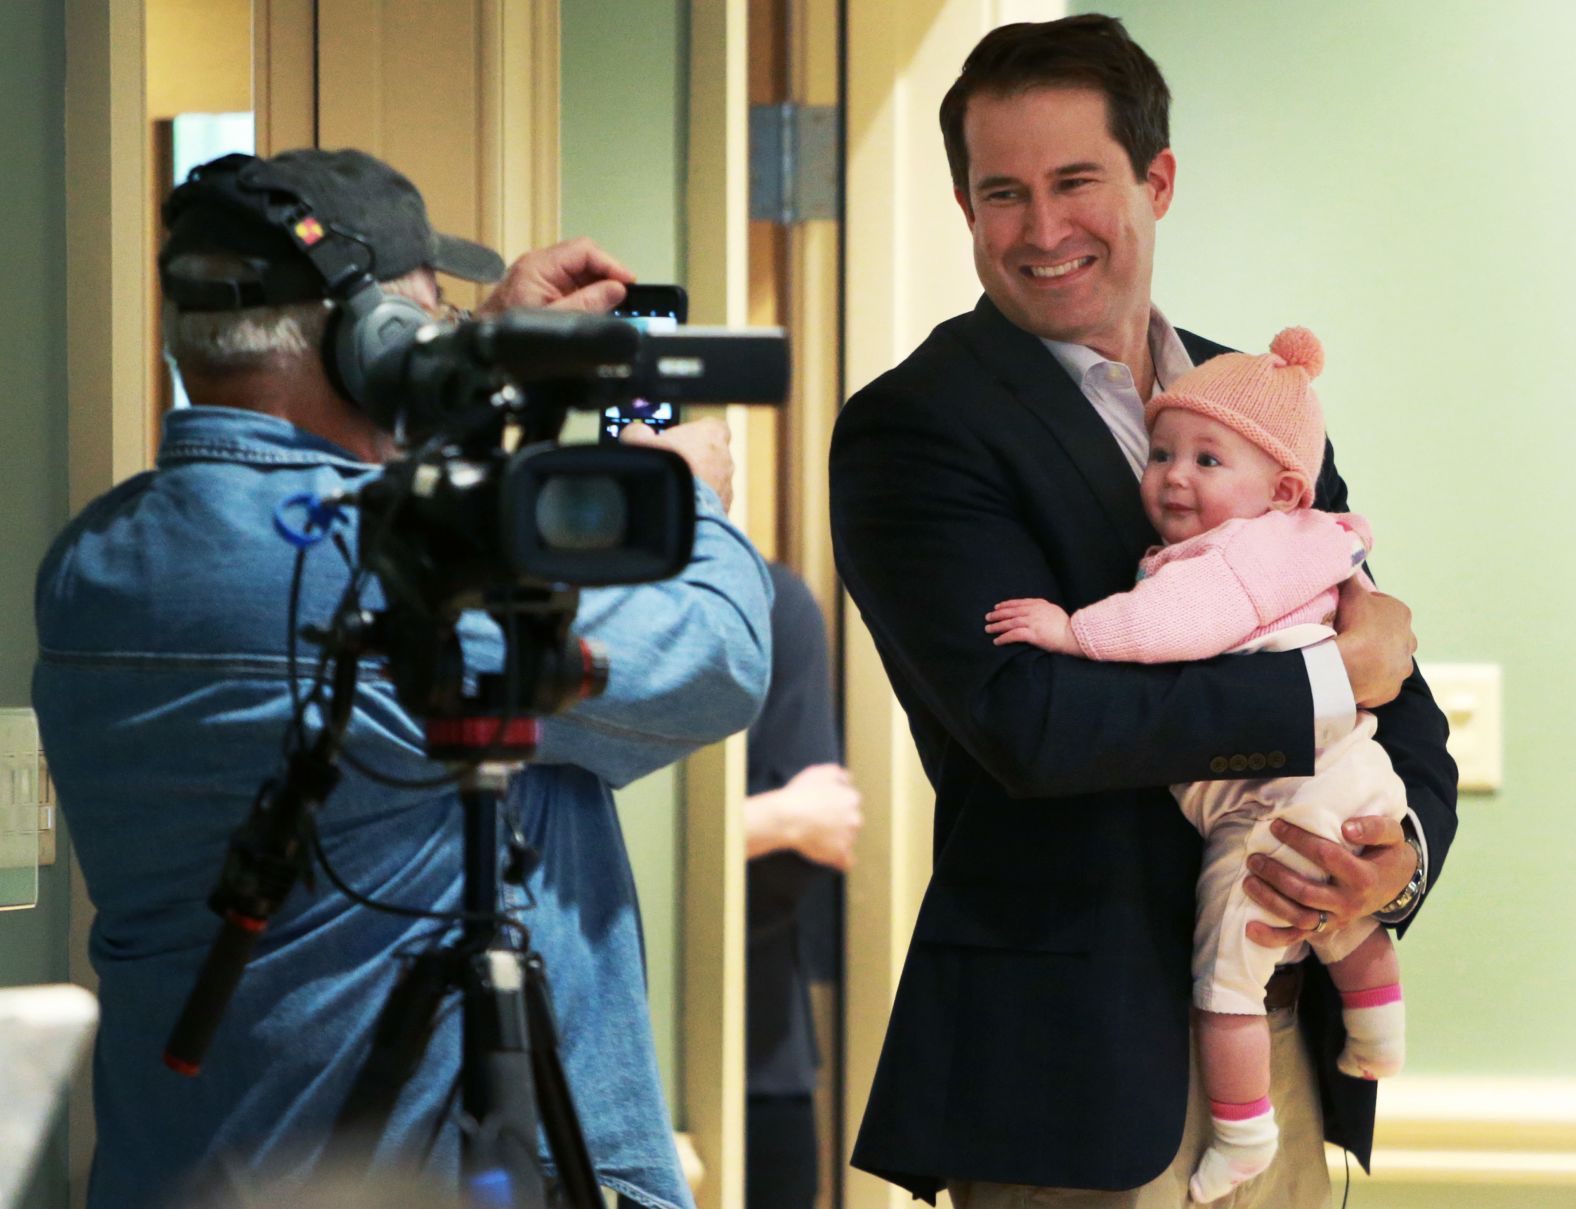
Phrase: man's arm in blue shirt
[{"left": 532, "top": 482, "right": 774, "bottom": 787}]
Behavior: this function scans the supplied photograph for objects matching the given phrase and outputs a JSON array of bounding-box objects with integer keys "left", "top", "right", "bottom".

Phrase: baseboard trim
[{"left": 1326, "top": 1076, "right": 1576, "bottom": 1186}]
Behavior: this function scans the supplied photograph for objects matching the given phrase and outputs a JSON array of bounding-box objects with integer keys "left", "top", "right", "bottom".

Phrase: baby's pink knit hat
[{"left": 1144, "top": 327, "right": 1326, "bottom": 507}]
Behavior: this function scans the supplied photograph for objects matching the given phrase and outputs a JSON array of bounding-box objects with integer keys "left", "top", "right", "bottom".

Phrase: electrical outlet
[{"left": 1418, "top": 662, "right": 1502, "bottom": 793}]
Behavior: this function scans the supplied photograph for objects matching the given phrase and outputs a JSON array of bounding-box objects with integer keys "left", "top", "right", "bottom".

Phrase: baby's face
[{"left": 1141, "top": 408, "right": 1289, "bottom": 544}]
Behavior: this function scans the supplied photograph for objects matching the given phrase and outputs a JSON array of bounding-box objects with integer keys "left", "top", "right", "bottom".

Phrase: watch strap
[{"left": 1375, "top": 832, "right": 1426, "bottom": 921}]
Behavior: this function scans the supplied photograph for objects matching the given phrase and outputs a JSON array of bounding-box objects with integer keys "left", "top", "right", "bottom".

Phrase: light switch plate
[
  {"left": 0, "top": 708, "right": 51, "bottom": 872},
  {"left": 1418, "top": 662, "right": 1502, "bottom": 793},
  {"left": 0, "top": 709, "right": 43, "bottom": 909}
]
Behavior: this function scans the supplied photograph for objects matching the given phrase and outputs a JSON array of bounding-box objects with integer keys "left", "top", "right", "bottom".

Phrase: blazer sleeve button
[
  {"left": 1228, "top": 754, "right": 1248, "bottom": 772},
  {"left": 1248, "top": 753, "right": 1266, "bottom": 771},
  {"left": 1209, "top": 756, "right": 1229, "bottom": 774},
  {"left": 1267, "top": 751, "right": 1287, "bottom": 769}
]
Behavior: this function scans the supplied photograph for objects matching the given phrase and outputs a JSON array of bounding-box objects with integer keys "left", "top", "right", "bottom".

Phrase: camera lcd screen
[{"left": 603, "top": 284, "right": 687, "bottom": 443}]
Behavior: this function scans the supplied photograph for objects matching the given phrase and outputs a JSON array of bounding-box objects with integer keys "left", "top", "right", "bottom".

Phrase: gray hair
[{"left": 162, "top": 252, "right": 433, "bottom": 376}]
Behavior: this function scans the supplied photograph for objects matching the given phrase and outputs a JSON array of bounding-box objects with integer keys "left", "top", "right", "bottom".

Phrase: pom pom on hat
[{"left": 1269, "top": 326, "right": 1324, "bottom": 379}]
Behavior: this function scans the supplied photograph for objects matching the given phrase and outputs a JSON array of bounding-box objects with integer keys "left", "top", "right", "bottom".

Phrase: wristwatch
[{"left": 1376, "top": 833, "right": 1426, "bottom": 919}]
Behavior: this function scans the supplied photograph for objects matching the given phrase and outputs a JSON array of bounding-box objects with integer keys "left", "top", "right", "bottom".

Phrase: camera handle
[{"left": 331, "top": 766, "right": 601, "bottom": 1209}]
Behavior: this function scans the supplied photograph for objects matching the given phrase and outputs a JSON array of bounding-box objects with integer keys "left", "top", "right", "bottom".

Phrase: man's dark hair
[{"left": 940, "top": 14, "right": 1171, "bottom": 195}]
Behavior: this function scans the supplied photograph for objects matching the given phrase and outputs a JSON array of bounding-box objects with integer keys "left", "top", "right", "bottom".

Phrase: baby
[{"left": 985, "top": 328, "right": 1407, "bottom": 1204}]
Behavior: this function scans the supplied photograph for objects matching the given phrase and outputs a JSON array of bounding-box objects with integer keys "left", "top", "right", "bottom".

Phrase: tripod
[
  {"left": 166, "top": 716, "right": 605, "bottom": 1207},
  {"left": 165, "top": 540, "right": 616, "bottom": 1206},
  {"left": 331, "top": 763, "right": 602, "bottom": 1209}
]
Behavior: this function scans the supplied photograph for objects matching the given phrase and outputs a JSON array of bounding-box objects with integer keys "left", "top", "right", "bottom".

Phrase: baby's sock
[
  {"left": 1337, "top": 984, "right": 1405, "bottom": 1080},
  {"left": 1188, "top": 1097, "right": 1278, "bottom": 1204}
]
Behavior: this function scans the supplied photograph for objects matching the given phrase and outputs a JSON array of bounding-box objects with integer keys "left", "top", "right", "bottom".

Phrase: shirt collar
[
  {"left": 1040, "top": 304, "right": 1194, "bottom": 397},
  {"left": 1149, "top": 305, "right": 1194, "bottom": 393},
  {"left": 157, "top": 405, "right": 374, "bottom": 471}
]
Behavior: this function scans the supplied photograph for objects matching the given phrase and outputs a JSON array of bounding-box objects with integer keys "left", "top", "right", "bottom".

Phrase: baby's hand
[{"left": 984, "top": 598, "right": 1081, "bottom": 654}]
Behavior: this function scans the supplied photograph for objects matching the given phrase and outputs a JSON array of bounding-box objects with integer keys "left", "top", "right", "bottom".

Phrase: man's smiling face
[{"left": 957, "top": 86, "right": 1173, "bottom": 358}]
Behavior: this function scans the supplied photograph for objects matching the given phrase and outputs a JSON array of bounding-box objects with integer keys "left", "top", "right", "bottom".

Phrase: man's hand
[
  {"left": 621, "top": 418, "right": 735, "bottom": 511},
  {"left": 746, "top": 764, "right": 864, "bottom": 871},
  {"left": 984, "top": 598, "right": 1082, "bottom": 654},
  {"left": 1242, "top": 815, "right": 1419, "bottom": 947},
  {"left": 1333, "top": 577, "right": 1417, "bottom": 708},
  {"left": 476, "top": 237, "right": 635, "bottom": 315}
]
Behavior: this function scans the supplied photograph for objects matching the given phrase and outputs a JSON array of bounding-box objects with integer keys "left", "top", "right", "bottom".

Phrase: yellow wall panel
[
  {"left": 146, "top": 0, "right": 251, "bottom": 119},
  {"left": 317, "top": 0, "right": 557, "bottom": 308}
]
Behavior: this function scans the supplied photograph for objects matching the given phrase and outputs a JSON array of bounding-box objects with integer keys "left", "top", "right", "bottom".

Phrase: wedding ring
[{"left": 1312, "top": 910, "right": 1330, "bottom": 934}]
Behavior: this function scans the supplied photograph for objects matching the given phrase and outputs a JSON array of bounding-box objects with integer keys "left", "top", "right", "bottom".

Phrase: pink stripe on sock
[
  {"left": 1342, "top": 984, "right": 1403, "bottom": 1009},
  {"left": 1211, "top": 1096, "right": 1272, "bottom": 1121}
]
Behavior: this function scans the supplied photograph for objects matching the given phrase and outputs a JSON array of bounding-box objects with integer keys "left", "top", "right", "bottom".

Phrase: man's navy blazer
[{"left": 829, "top": 295, "right": 1458, "bottom": 1200}]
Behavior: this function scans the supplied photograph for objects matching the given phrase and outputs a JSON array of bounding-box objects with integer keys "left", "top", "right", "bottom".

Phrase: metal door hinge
[{"left": 749, "top": 103, "right": 840, "bottom": 224}]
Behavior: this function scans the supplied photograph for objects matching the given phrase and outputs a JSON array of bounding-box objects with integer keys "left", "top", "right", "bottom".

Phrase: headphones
[{"left": 160, "top": 153, "right": 431, "bottom": 410}]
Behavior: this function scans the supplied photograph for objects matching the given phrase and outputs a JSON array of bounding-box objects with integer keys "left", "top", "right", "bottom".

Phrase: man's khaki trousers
[{"left": 947, "top": 1005, "right": 1332, "bottom": 1209}]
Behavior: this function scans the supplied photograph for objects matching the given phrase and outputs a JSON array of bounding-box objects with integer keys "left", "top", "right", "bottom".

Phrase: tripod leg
[
  {"left": 332, "top": 950, "right": 455, "bottom": 1172},
  {"left": 461, "top": 950, "right": 550, "bottom": 1209},
  {"left": 452, "top": 775, "right": 598, "bottom": 1207},
  {"left": 523, "top": 954, "right": 602, "bottom": 1209}
]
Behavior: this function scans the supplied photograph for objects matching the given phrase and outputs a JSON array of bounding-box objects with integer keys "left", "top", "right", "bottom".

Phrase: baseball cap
[{"left": 160, "top": 148, "right": 506, "bottom": 311}]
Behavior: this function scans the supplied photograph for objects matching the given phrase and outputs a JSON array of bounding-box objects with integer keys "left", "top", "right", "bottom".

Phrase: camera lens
[{"left": 535, "top": 474, "right": 628, "bottom": 551}]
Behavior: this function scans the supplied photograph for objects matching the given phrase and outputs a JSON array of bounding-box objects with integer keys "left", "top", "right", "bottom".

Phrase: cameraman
[{"left": 32, "top": 149, "right": 771, "bottom": 1209}]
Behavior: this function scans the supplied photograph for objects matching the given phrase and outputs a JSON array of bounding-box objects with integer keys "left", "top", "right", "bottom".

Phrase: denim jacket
[{"left": 34, "top": 407, "right": 772, "bottom": 1209}]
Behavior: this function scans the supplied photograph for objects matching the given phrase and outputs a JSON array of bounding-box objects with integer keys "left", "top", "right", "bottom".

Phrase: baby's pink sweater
[{"left": 1069, "top": 510, "right": 1372, "bottom": 663}]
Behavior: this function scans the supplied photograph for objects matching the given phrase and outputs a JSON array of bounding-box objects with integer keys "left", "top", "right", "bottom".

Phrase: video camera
[{"left": 343, "top": 308, "right": 788, "bottom": 752}]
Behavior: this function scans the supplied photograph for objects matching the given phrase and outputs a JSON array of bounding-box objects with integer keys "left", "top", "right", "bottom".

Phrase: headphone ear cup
[
  {"left": 326, "top": 282, "right": 430, "bottom": 409},
  {"left": 320, "top": 302, "right": 354, "bottom": 403}
]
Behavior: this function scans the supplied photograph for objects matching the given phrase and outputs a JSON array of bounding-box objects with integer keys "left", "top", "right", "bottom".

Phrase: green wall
[
  {"left": 562, "top": 0, "right": 688, "bottom": 281},
  {"left": 1071, "top": 0, "right": 1574, "bottom": 1081},
  {"left": 561, "top": 0, "right": 690, "bottom": 1118},
  {"left": 0, "top": 0, "right": 74, "bottom": 1206}
]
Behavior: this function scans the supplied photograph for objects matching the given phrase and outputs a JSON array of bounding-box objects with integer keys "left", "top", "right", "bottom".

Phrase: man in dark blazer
[{"left": 829, "top": 16, "right": 1456, "bottom": 1208}]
